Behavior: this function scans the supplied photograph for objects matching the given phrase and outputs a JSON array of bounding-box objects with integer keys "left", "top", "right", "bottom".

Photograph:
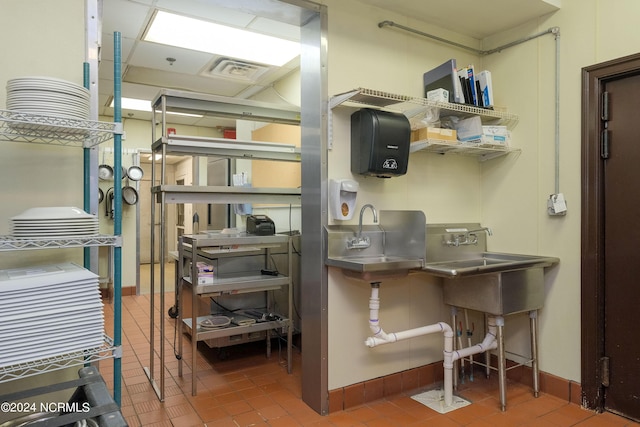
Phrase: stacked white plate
[
  {"left": 6, "top": 76, "right": 90, "bottom": 120},
  {"left": 0, "top": 263, "right": 104, "bottom": 367},
  {"left": 11, "top": 207, "right": 99, "bottom": 239}
]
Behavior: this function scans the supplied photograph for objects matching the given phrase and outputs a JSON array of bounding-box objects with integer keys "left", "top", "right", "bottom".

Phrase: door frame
[{"left": 581, "top": 52, "right": 640, "bottom": 411}]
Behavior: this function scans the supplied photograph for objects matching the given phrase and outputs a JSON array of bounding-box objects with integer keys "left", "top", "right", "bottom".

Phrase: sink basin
[
  {"left": 326, "top": 255, "right": 424, "bottom": 272},
  {"left": 423, "top": 252, "right": 559, "bottom": 278},
  {"left": 423, "top": 252, "right": 559, "bottom": 316},
  {"left": 325, "top": 210, "right": 426, "bottom": 282},
  {"left": 326, "top": 255, "right": 424, "bottom": 281}
]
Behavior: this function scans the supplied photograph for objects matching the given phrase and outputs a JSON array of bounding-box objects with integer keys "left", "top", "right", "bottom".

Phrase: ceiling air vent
[{"left": 205, "top": 58, "right": 270, "bottom": 82}]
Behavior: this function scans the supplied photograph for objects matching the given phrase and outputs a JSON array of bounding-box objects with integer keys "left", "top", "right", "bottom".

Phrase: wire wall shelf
[
  {"left": 330, "top": 87, "right": 519, "bottom": 130},
  {"left": 410, "top": 139, "right": 520, "bottom": 162},
  {"left": 0, "top": 235, "right": 121, "bottom": 251},
  {"left": 0, "top": 110, "right": 121, "bottom": 147},
  {"left": 0, "top": 335, "right": 118, "bottom": 384}
]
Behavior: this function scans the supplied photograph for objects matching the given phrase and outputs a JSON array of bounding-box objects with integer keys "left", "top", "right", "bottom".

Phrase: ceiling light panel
[
  {"left": 156, "top": 0, "right": 255, "bottom": 27},
  {"left": 144, "top": 10, "right": 300, "bottom": 67}
]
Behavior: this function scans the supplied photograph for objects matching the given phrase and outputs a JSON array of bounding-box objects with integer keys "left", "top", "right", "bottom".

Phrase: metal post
[
  {"left": 495, "top": 316, "right": 507, "bottom": 411},
  {"left": 191, "top": 236, "right": 198, "bottom": 396},
  {"left": 450, "top": 306, "right": 458, "bottom": 389},
  {"left": 112, "top": 31, "right": 123, "bottom": 407},
  {"left": 287, "top": 236, "right": 293, "bottom": 374},
  {"left": 530, "top": 310, "right": 540, "bottom": 397}
]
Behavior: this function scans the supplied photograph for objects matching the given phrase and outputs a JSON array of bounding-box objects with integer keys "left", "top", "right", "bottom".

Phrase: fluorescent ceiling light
[
  {"left": 144, "top": 11, "right": 299, "bottom": 67},
  {"left": 111, "top": 97, "right": 203, "bottom": 118}
]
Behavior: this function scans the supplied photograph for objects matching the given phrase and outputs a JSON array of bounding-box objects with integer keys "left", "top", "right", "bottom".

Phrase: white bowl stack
[
  {"left": 11, "top": 207, "right": 99, "bottom": 239},
  {"left": 6, "top": 76, "right": 90, "bottom": 120},
  {"left": 0, "top": 263, "right": 104, "bottom": 367}
]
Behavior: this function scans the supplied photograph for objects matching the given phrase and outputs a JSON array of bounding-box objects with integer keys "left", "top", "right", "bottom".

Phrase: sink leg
[
  {"left": 530, "top": 310, "right": 540, "bottom": 398},
  {"left": 496, "top": 316, "right": 507, "bottom": 412},
  {"left": 450, "top": 306, "right": 458, "bottom": 390},
  {"left": 484, "top": 313, "right": 491, "bottom": 379}
]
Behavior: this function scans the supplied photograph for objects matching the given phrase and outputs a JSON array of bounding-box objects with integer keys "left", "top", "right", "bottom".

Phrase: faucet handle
[{"left": 348, "top": 235, "right": 371, "bottom": 249}]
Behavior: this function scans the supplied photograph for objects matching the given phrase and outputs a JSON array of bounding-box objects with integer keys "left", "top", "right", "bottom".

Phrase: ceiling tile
[
  {"left": 101, "top": 0, "right": 151, "bottom": 39},
  {"left": 248, "top": 16, "right": 301, "bottom": 41},
  {"left": 128, "top": 41, "right": 212, "bottom": 74}
]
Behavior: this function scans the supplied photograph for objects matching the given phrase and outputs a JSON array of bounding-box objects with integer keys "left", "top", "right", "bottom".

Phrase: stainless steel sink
[
  {"left": 423, "top": 224, "right": 560, "bottom": 315},
  {"left": 327, "top": 255, "right": 424, "bottom": 272},
  {"left": 423, "top": 252, "right": 559, "bottom": 278},
  {"left": 423, "top": 251, "right": 559, "bottom": 316},
  {"left": 325, "top": 210, "right": 426, "bottom": 281}
]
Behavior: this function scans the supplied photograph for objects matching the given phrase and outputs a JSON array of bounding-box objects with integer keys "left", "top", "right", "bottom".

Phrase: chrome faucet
[
  {"left": 467, "top": 227, "right": 493, "bottom": 237},
  {"left": 445, "top": 226, "right": 492, "bottom": 247},
  {"left": 348, "top": 204, "right": 378, "bottom": 249}
]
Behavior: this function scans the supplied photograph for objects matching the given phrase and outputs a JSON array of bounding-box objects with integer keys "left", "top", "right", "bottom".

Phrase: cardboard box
[{"left": 411, "top": 127, "right": 457, "bottom": 142}]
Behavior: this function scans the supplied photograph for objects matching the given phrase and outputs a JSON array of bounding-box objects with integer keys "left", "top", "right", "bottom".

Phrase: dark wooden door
[{"left": 601, "top": 73, "right": 640, "bottom": 420}]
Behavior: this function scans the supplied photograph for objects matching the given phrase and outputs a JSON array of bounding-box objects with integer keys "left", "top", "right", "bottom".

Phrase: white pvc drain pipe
[{"left": 365, "top": 282, "right": 500, "bottom": 408}]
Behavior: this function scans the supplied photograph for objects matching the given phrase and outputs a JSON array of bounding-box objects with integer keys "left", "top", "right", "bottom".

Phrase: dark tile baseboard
[
  {"left": 329, "top": 360, "right": 581, "bottom": 412},
  {"left": 100, "top": 286, "right": 136, "bottom": 299}
]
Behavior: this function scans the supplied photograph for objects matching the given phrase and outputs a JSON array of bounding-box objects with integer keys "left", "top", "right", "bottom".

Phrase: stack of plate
[
  {"left": 6, "top": 76, "right": 90, "bottom": 120},
  {"left": 11, "top": 207, "right": 99, "bottom": 239},
  {"left": 0, "top": 263, "right": 104, "bottom": 367}
]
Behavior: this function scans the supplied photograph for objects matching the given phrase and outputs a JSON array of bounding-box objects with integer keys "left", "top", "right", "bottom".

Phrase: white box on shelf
[{"left": 427, "top": 88, "right": 449, "bottom": 102}]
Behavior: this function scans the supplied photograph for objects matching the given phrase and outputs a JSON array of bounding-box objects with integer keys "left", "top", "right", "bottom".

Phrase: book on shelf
[
  {"left": 423, "top": 59, "right": 462, "bottom": 103},
  {"left": 423, "top": 60, "right": 494, "bottom": 108},
  {"left": 477, "top": 70, "right": 494, "bottom": 108}
]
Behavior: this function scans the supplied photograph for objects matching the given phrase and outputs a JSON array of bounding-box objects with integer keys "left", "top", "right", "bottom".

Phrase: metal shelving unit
[
  {"left": 329, "top": 87, "right": 519, "bottom": 159},
  {"left": 0, "top": 335, "right": 117, "bottom": 383},
  {"left": 0, "top": 32, "right": 124, "bottom": 405},
  {"left": 0, "top": 109, "right": 121, "bottom": 147},
  {"left": 177, "top": 233, "right": 293, "bottom": 396},
  {"left": 0, "top": 235, "right": 121, "bottom": 251},
  {"left": 146, "top": 88, "right": 301, "bottom": 401}
]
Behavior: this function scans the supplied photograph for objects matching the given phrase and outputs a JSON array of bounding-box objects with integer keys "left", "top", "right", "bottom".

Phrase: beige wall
[
  {"left": 4, "top": 0, "right": 640, "bottom": 395},
  {"left": 0, "top": 0, "right": 86, "bottom": 271},
  {"left": 323, "top": 0, "right": 640, "bottom": 389}
]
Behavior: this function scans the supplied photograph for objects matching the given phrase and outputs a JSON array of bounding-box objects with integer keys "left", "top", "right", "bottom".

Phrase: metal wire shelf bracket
[
  {"left": 0, "top": 334, "right": 118, "bottom": 384},
  {"left": 0, "top": 109, "right": 122, "bottom": 148},
  {"left": 0, "top": 235, "right": 122, "bottom": 251}
]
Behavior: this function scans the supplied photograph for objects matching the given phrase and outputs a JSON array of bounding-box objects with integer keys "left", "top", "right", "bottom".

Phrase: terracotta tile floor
[{"left": 102, "top": 294, "right": 640, "bottom": 427}]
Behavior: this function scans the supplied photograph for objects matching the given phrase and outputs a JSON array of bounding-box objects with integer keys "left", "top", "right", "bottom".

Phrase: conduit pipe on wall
[
  {"left": 378, "top": 20, "right": 563, "bottom": 205},
  {"left": 364, "top": 283, "right": 500, "bottom": 408}
]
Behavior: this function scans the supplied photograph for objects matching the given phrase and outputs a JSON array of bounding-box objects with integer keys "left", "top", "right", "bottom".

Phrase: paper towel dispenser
[{"left": 351, "top": 108, "right": 411, "bottom": 178}]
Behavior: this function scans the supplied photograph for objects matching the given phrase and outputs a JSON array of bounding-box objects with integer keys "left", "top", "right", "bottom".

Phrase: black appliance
[
  {"left": 246, "top": 215, "right": 275, "bottom": 235},
  {"left": 351, "top": 108, "right": 411, "bottom": 178},
  {"left": 0, "top": 366, "right": 127, "bottom": 427}
]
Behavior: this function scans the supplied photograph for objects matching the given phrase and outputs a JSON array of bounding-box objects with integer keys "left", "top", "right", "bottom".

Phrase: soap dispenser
[{"left": 329, "top": 179, "right": 359, "bottom": 220}]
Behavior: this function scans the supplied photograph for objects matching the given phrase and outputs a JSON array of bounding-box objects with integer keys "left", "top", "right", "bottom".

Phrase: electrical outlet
[{"left": 547, "top": 193, "right": 567, "bottom": 216}]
